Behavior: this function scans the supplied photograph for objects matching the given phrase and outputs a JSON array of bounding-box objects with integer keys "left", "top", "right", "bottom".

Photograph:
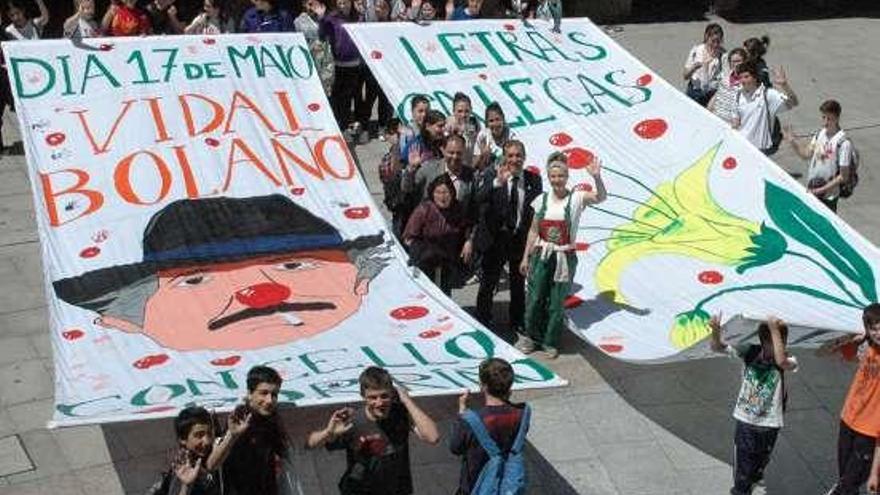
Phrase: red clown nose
[{"left": 235, "top": 283, "right": 291, "bottom": 309}]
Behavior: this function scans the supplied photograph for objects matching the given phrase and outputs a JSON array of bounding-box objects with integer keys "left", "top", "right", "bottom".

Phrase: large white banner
[
  {"left": 348, "top": 19, "right": 878, "bottom": 361},
  {"left": 4, "top": 33, "right": 563, "bottom": 427}
]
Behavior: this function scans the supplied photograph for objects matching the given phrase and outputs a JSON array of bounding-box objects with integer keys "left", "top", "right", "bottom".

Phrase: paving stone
[
  {"left": 6, "top": 399, "right": 53, "bottom": 433},
  {"left": 0, "top": 306, "right": 49, "bottom": 338},
  {"left": 565, "top": 392, "right": 656, "bottom": 446},
  {"left": 0, "top": 337, "right": 36, "bottom": 366},
  {"left": 73, "top": 463, "right": 124, "bottom": 495},
  {"left": 54, "top": 426, "right": 112, "bottom": 470},
  {"left": 674, "top": 465, "right": 734, "bottom": 495},
  {"left": 5, "top": 429, "right": 70, "bottom": 483},
  {"left": 0, "top": 360, "right": 53, "bottom": 407},
  {"left": 0, "top": 194, "right": 37, "bottom": 246},
  {"left": 0, "top": 473, "right": 84, "bottom": 495},
  {"left": 549, "top": 457, "right": 619, "bottom": 495},
  {"left": 596, "top": 441, "right": 681, "bottom": 495},
  {"left": 0, "top": 435, "right": 34, "bottom": 477}
]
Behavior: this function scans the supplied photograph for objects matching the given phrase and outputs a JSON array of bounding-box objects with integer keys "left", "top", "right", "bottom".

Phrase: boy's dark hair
[
  {"left": 735, "top": 60, "right": 760, "bottom": 79},
  {"left": 728, "top": 47, "right": 747, "bottom": 63},
  {"left": 819, "top": 99, "right": 842, "bottom": 118},
  {"left": 484, "top": 101, "right": 505, "bottom": 120},
  {"left": 703, "top": 23, "right": 723, "bottom": 41},
  {"left": 246, "top": 365, "right": 282, "bottom": 392},
  {"left": 757, "top": 321, "right": 788, "bottom": 351},
  {"left": 453, "top": 92, "right": 472, "bottom": 106},
  {"left": 743, "top": 35, "right": 770, "bottom": 60},
  {"left": 479, "top": 358, "right": 514, "bottom": 399},
  {"left": 4, "top": 0, "right": 27, "bottom": 13},
  {"left": 385, "top": 117, "right": 402, "bottom": 135},
  {"left": 863, "top": 303, "right": 880, "bottom": 328},
  {"left": 411, "top": 94, "right": 430, "bottom": 110},
  {"left": 175, "top": 406, "right": 212, "bottom": 441},
  {"left": 359, "top": 366, "right": 394, "bottom": 395}
]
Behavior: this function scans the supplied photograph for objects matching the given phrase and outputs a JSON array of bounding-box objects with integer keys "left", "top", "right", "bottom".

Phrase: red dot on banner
[
  {"left": 133, "top": 353, "right": 170, "bottom": 370},
  {"left": 343, "top": 206, "right": 370, "bottom": 219},
  {"left": 575, "top": 242, "right": 590, "bottom": 251},
  {"left": 636, "top": 74, "right": 653, "bottom": 86},
  {"left": 599, "top": 343, "right": 624, "bottom": 353},
  {"left": 549, "top": 132, "right": 573, "bottom": 147},
  {"left": 390, "top": 306, "right": 429, "bottom": 320},
  {"left": 204, "top": 137, "right": 220, "bottom": 147},
  {"left": 99, "top": 43, "right": 114, "bottom": 51},
  {"left": 62, "top": 329, "right": 84, "bottom": 340},
  {"left": 722, "top": 157, "right": 738, "bottom": 170},
  {"left": 698, "top": 270, "right": 724, "bottom": 285},
  {"left": 210, "top": 355, "right": 241, "bottom": 366},
  {"left": 562, "top": 147, "right": 595, "bottom": 169},
  {"left": 525, "top": 165, "right": 540, "bottom": 175},
  {"left": 633, "top": 119, "right": 668, "bottom": 140},
  {"left": 419, "top": 330, "right": 441, "bottom": 339},
  {"left": 290, "top": 187, "right": 305, "bottom": 196},
  {"left": 80, "top": 246, "right": 101, "bottom": 258},
  {"left": 503, "top": 23, "right": 516, "bottom": 31},
  {"left": 573, "top": 182, "right": 593, "bottom": 192},
  {"left": 563, "top": 295, "right": 584, "bottom": 309},
  {"left": 478, "top": 73, "right": 488, "bottom": 80},
  {"left": 371, "top": 50, "right": 383, "bottom": 60},
  {"left": 202, "top": 38, "right": 216, "bottom": 45},
  {"left": 307, "top": 102, "right": 321, "bottom": 112},
  {"left": 45, "top": 132, "right": 66, "bottom": 146}
]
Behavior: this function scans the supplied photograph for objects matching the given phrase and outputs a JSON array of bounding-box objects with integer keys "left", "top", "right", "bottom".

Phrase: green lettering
[
  {"left": 299, "top": 349, "right": 361, "bottom": 374},
  {"left": 438, "top": 32, "right": 486, "bottom": 71},
  {"left": 543, "top": 76, "right": 583, "bottom": 115},
  {"left": 127, "top": 50, "right": 160, "bottom": 84},
  {"left": 604, "top": 69, "right": 652, "bottom": 105},
  {"left": 131, "top": 383, "right": 187, "bottom": 406},
  {"left": 285, "top": 46, "right": 315, "bottom": 79},
  {"left": 399, "top": 37, "right": 449, "bottom": 76},
  {"left": 577, "top": 73, "right": 633, "bottom": 113},
  {"left": 404, "top": 342, "right": 460, "bottom": 366},
  {"left": 56, "top": 394, "right": 122, "bottom": 417},
  {"left": 310, "top": 379, "right": 359, "bottom": 398},
  {"left": 57, "top": 56, "right": 75, "bottom": 96},
  {"left": 228, "top": 45, "right": 263, "bottom": 78},
  {"left": 499, "top": 77, "right": 556, "bottom": 125},
  {"left": 495, "top": 31, "right": 549, "bottom": 62},
  {"left": 445, "top": 330, "right": 495, "bottom": 359},
  {"left": 392, "top": 372, "right": 450, "bottom": 390},
  {"left": 204, "top": 62, "right": 224, "bottom": 79},
  {"left": 525, "top": 31, "right": 579, "bottom": 62},
  {"left": 184, "top": 63, "right": 204, "bottom": 80},
  {"left": 361, "top": 346, "right": 416, "bottom": 368},
  {"left": 11, "top": 57, "right": 55, "bottom": 99},
  {"left": 511, "top": 358, "right": 556, "bottom": 382},
  {"left": 81, "top": 54, "right": 121, "bottom": 94},
  {"left": 468, "top": 31, "right": 514, "bottom": 66},
  {"left": 568, "top": 32, "right": 607, "bottom": 61},
  {"left": 258, "top": 45, "right": 291, "bottom": 78},
  {"left": 431, "top": 90, "right": 455, "bottom": 116}
]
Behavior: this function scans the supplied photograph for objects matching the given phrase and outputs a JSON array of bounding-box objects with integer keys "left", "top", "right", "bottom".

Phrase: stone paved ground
[{"left": 1, "top": 11, "right": 880, "bottom": 495}]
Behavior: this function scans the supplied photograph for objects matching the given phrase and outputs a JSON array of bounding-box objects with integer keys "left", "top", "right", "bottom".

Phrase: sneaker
[
  {"left": 541, "top": 346, "right": 559, "bottom": 359},
  {"left": 514, "top": 334, "right": 535, "bottom": 354}
]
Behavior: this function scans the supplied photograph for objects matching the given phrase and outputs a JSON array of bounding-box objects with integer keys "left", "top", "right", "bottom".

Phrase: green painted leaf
[{"left": 764, "top": 181, "right": 876, "bottom": 302}]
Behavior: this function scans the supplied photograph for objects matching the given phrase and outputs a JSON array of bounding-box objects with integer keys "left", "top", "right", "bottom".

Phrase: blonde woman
[{"left": 517, "top": 153, "right": 606, "bottom": 358}]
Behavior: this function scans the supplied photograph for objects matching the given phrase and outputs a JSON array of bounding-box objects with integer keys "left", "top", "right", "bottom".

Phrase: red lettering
[
  {"left": 179, "top": 93, "right": 225, "bottom": 136},
  {"left": 223, "top": 138, "right": 282, "bottom": 191},
  {"left": 39, "top": 168, "right": 104, "bottom": 227},
  {"left": 144, "top": 97, "right": 172, "bottom": 143},
  {"left": 274, "top": 91, "right": 302, "bottom": 134},
  {"left": 224, "top": 91, "right": 278, "bottom": 135},
  {"left": 315, "top": 135, "right": 355, "bottom": 180},
  {"left": 271, "top": 137, "right": 323, "bottom": 185},
  {"left": 72, "top": 99, "right": 136, "bottom": 155}
]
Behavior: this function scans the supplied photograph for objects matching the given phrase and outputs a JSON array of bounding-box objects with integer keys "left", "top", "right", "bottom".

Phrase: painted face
[
  {"left": 363, "top": 387, "right": 394, "bottom": 420},
  {"left": 432, "top": 183, "right": 454, "bottom": 209},
  {"left": 181, "top": 423, "right": 214, "bottom": 457},
  {"left": 503, "top": 144, "right": 525, "bottom": 174},
  {"left": 453, "top": 101, "right": 471, "bottom": 123},
  {"left": 248, "top": 382, "right": 280, "bottom": 416},
  {"left": 412, "top": 102, "right": 429, "bottom": 127},
  {"left": 486, "top": 110, "right": 505, "bottom": 138},
  {"left": 548, "top": 166, "right": 568, "bottom": 192},
  {"left": 101, "top": 251, "right": 369, "bottom": 351}
]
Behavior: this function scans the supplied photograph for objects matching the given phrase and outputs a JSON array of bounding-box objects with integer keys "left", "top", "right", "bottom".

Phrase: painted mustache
[{"left": 209, "top": 302, "right": 337, "bottom": 331}]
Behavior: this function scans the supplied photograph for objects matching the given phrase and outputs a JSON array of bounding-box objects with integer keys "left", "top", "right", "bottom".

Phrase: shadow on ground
[
  {"left": 562, "top": 329, "right": 856, "bottom": 493},
  {"left": 623, "top": 0, "right": 880, "bottom": 23},
  {"left": 102, "top": 394, "right": 580, "bottom": 494}
]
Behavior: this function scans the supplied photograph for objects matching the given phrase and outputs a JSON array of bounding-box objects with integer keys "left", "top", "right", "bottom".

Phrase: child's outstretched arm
[
  {"left": 34, "top": 0, "right": 49, "bottom": 29},
  {"left": 816, "top": 329, "right": 866, "bottom": 359},
  {"left": 708, "top": 313, "right": 727, "bottom": 353},
  {"left": 767, "top": 316, "right": 797, "bottom": 370}
]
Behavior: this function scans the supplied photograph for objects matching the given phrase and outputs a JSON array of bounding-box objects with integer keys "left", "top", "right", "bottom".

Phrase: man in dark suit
[{"left": 473, "top": 140, "right": 542, "bottom": 333}]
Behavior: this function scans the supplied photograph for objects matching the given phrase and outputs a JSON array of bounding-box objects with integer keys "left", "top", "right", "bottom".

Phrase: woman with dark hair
[
  {"left": 743, "top": 35, "right": 771, "bottom": 88},
  {"left": 404, "top": 174, "right": 472, "bottom": 294},
  {"left": 683, "top": 23, "right": 725, "bottom": 106},
  {"left": 474, "top": 102, "right": 516, "bottom": 173},
  {"left": 3, "top": 0, "right": 48, "bottom": 40},
  {"left": 406, "top": 109, "right": 447, "bottom": 168},
  {"left": 184, "top": 0, "right": 235, "bottom": 34}
]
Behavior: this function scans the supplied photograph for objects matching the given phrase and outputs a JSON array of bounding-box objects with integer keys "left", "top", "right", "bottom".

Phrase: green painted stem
[
  {"left": 694, "top": 283, "right": 863, "bottom": 312},
  {"left": 785, "top": 250, "right": 867, "bottom": 307},
  {"left": 602, "top": 166, "right": 679, "bottom": 217}
]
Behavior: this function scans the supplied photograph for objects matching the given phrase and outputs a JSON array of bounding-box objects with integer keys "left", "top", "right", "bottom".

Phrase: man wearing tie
[{"left": 473, "top": 140, "right": 542, "bottom": 334}]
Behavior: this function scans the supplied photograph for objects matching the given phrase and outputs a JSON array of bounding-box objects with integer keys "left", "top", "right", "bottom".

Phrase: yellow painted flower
[
  {"left": 594, "top": 143, "right": 787, "bottom": 308},
  {"left": 668, "top": 309, "right": 711, "bottom": 350}
]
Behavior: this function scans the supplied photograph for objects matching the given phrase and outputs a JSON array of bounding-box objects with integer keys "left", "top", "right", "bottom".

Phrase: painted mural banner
[
  {"left": 347, "top": 19, "right": 879, "bottom": 362},
  {"left": 4, "top": 33, "right": 564, "bottom": 427}
]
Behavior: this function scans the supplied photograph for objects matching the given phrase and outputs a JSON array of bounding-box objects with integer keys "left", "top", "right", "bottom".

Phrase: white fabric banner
[
  {"left": 347, "top": 18, "right": 877, "bottom": 362},
  {"left": 3, "top": 33, "right": 563, "bottom": 427}
]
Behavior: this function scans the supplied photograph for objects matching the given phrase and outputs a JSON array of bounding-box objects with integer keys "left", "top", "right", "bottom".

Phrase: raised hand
[
  {"left": 709, "top": 313, "right": 722, "bottom": 333},
  {"left": 327, "top": 407, "right": 355, "bottom": 437},
  {"left": 771, "top": 67, "right": 789, "bottom": 87},
  {"left": 585, "top": 156, "right": 602, "bottom": 177},
  {"left": 227, "top": 410, "right": 251, "bottom": 438},
  {"left": 458, "top": 390, "right": 469, "bottom": 413},
  {"left": 174, "top": 456, "right": 202, "bottom": 486}
]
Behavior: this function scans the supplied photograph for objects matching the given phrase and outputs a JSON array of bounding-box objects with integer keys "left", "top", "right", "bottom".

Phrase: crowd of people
[{"left": 0, "top": 2, "right": 876, "bottom": 494}]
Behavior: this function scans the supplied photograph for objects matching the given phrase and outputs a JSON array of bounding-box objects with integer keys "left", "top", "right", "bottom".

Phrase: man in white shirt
[
  {"left": 732, "top": 61, "right": 799, "bottom": 154},
  {"left": 784, "top": 99, "right": 851, "bottom": 212}
]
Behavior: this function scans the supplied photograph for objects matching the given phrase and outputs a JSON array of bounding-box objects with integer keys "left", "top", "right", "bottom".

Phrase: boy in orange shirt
[{"left": 820, "top": 303, "right": 880, "bottom": 494}]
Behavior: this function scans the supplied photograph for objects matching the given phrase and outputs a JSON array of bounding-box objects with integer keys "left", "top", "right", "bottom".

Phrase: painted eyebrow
[{"left": 168, "top": 269, "right": 208, "bottom": 284}]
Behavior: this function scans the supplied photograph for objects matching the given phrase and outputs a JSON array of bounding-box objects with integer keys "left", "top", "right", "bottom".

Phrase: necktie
[{"left": 508, "top": 175, "right": 519, "bottom": 230}]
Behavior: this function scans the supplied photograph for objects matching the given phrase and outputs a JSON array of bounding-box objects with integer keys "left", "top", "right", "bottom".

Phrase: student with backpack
[
  {"left": 784, "top": 99, "right": 858, "bottom": 213},
  {"left": 708, "top": 314, "right": 797, "bottom": 495},
  {"left": 450, "top": 358, "right": 530, "bottom": 495}
]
